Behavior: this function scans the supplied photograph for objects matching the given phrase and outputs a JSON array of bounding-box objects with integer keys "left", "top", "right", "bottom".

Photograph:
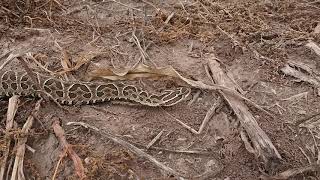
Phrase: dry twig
[
  {"left": 146, "top": 130, "right": 164, "bottom": 149},
  {"left": 11, "top": 99, "right": 42, "bottom": 180},
  {"left": 0, "top": 96, "right": 20, "bottom": 179},
  {"left": 67, "top": 122, "right": 222, "bottom": 178},
  {"left": 52, "top": 117, "right": 86, "bottom": 179},
  {"left": 163, "top": 97, "right": 222, "bottom": 135},
  {"left": 67, "top": 122, "right": 210, "bottom": 155},
  {"left": 99, "top": 127, "right": 185, "bottom": 178}
]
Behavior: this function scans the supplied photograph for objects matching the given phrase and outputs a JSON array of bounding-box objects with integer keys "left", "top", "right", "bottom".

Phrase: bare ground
[{"left": 1, "top": 0, "right": 320, "bottom": 179}]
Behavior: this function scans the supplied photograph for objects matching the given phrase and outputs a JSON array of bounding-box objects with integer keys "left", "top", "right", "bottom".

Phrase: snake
[{"left": 0, "top": 70, "right": 191, "bottom": 106}]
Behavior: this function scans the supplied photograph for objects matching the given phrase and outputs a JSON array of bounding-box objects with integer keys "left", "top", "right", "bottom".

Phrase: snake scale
[{"left": 0, "top": 70, "right": 191, "bottom": 106}]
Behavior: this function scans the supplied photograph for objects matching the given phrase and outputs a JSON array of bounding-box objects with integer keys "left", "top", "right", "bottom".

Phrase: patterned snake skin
[{"left": 0, "top": 70, "right": 191, "bottom": 106}]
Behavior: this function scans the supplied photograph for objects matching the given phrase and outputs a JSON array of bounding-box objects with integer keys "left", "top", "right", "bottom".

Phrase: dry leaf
[
  {"left": 87, "top": 64, "right": 180, "bottom": 81},
  {"left": 59, "top": 47, "right": 102, "bottom": 74}
]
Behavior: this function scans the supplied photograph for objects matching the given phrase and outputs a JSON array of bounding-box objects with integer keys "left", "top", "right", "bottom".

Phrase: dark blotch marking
[
  {"left": 9, "top": 73, "right": 16, "bottom": 81},
  {"left": 149, "top": 95, "right": 160, "bottom": 103},
  {"left": 21, "top": 83, "right": 29, "bottom": 90},
  {"left": 131, "top": 94, "right": 137, "bottom": 99},
  {"left": 152, "top": 99, "right": 160, "bottom": 104},
  {"left": 11, "top": 83, "right": 17, "bottom": 90},
  {"left": 55, "top": 81, "right": 63, "bottom": 89},
  {"left": 123, "top": 90, "right": 129, "bottom": 96},
  {"left": 31, "top": 84, "right": 38, "bottom": 90},
  {"left": 1, "top": 82, "right": 9, "bottom": 89},
  {"left": 21, "top": 75, "right": 28, "bottom": 82},
  {"left": 83, "top": 93, "right": 92, "bottom": 98},
  {"left": 55, "top": 91, "right": 64, "bottom": 98},
  {"left": 45, "top": 79, "right": 55, "bottom": 85},
  {"left": 80, "top": 85, "right": 90, "bottom": 92},
  {"left": 44, "top": 86, "right": 52, "bottom": 93},
  {"left": 115, "top": 83, "right": 125, "bottom": 88},
  {"left": 96, "top": 91, "right": 104, "bottom": 97},
  {"left": 69, "top": 92, "right": 77, "bottom": 99},
  {"left": 97, "top": 84, "right": 118, "bottom": 96},
  {"left": 139, "top": 91, "right": 148, "bottom": 98},
  {"left": 69, "top": 84, "right": 90, "bottom": 92},
  {"left": 2, "top": 72, "right": 9, "bottom": 80},
  {"left": 123, "top": 85, "right": 138, "bottom": 97},
  {"left": 97, "top": 84, "right": 117, "bottom": 90}
]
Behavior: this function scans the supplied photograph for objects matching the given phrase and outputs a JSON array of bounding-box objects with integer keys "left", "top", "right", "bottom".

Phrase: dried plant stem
[
  {"left": 11, "top": 99, "right": 42, "bottom": 180},
  {"left": 52, "top": 118, "right": 86, "bottom": 179},
  {"left": 0, "top": 96, "right": 20, "bottom": 180}
]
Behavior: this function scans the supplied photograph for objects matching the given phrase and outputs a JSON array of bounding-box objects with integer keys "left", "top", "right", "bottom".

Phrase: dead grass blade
[
  {"left": 11, "top": 99, "right": 42, "bottom": 180},
  {"left": 52, "top": 117, "right": 86, "bottom": 179},
  {"left": 87, "top": 63, "right": 181, "bottom": 81},
  {"left": 207, "top": 57, "right": 281, "bottom": 169},
  {"left": 0, "top": 96, "right": 20, "bottom": 179}
]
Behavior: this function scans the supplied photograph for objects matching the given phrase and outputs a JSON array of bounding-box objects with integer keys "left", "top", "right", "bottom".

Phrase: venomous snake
[{"left": 0, "top": 70, "right": 191, "bottom": 106}]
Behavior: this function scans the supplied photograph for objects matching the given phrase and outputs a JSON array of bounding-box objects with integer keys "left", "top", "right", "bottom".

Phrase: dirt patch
[{"left": 1, "top": 0, "right": 320, "bottom": 179}]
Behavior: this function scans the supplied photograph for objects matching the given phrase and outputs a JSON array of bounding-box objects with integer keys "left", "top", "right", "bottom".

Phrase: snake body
[{"left": 0, "top": 70, "right": 191, "bottom": 106}]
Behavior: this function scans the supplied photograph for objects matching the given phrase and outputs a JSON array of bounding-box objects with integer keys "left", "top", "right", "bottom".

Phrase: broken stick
[
  {"left": 0, "top": 95, "right": 19, "bottom": 179},
  {"left": 52, "top": 117, "right": 86, "bottom": 179},
  {"left": 11, "top": 99, "right": 42, "bottom": 180},
  {"left": 207, "top": 56, "right": 281, "bottom": 170}
]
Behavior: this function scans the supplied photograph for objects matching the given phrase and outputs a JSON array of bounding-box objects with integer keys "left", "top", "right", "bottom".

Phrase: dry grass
[{"left": 1, "top": 0, "right": 320, "bottom": 179}]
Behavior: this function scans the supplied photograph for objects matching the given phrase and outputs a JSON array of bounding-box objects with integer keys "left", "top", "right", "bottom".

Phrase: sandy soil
[{"left": 1, "top": 0, "right": 320, "bottom": 179}]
